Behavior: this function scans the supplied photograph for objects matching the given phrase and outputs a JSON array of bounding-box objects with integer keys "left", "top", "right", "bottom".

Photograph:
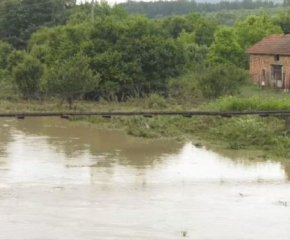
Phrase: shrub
[
  {"left": 209, "top": 117, "right": 284, "bottom": 149},
  {"left": 168, "top": 73, "right": 199, "bottom": 102},
  {"left": 13, "top": 55, "right": 43, "bottom": 98},
  {"left": 144, "top": 94, "right": 168, "bottom": 109},
  {"left": 198, "top": 64, "right": 249, "bottom": 99},
  {"left": 0, "top": 41, "right": 13, "bottom": 69},
  {"left": 42, "top": 54, "right": 99, "bottom": 108},
  {"left": 0, "top": 70, "right": 15, "bottom": 99}
]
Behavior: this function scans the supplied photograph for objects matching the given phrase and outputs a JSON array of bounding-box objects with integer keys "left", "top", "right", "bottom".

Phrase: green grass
[
  {"left": 204, "top": 96, "right": 290, "bottom": 111},
  {"left": 0, "top": 94, "right": 193, "bottom": 113},
  {"left": 239, "top": 85, "right": 290, "bottom": 99},
  {"left": 202, "top": 85, "right": 290, "bottom": 111}
]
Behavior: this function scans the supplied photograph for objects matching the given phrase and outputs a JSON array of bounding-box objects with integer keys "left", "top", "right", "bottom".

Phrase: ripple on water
[{"left": 0, "top": 117, "right": 289, "bottom": 240}]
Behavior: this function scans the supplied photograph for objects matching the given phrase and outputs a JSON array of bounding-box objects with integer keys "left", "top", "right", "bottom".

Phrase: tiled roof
[{"left": 247, "top": 35, "right": 290, "bottom": 56}]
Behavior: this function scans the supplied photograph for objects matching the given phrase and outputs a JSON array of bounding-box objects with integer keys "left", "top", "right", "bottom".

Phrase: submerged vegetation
[{"left": 72, "top": 115, "right": 290, "bottom": 160}]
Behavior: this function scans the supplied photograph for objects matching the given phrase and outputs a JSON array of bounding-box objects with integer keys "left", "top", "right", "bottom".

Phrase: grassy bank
[
  {"left": 0, "top": 94, "right": 193, "bottom": 113},
  {"left": 204, "top": 96, "right": 290, "bottom": 111},
  {"left": 2, "top": 86, "right": 290, "bottom": 161},
  {"left": 2, "top": 85, "right": 290, "bottom": 113},
  {"left": 201, "top": 85, "right": 290, "bottom": 111},
  {"left": 0, "top": 99, "right": 140, "bottom": 113},
  {"left": 71, "top": 115, "right": 290, "bottom": 161}
]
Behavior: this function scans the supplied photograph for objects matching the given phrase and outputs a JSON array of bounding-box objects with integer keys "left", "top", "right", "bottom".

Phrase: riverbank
[
  {"left": 2, "top": 86, "right": 290, "bottom": 161},
  {"left": 0, "top": 94, "right": 194, "bottom": 113},
  {"left": 1, "top": 85, "right": 290, "bottom": 113}
]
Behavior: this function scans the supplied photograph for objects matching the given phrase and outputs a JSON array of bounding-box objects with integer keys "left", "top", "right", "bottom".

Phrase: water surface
[{"left": 0, "top": 118, "right": 289, "bottom": 240}]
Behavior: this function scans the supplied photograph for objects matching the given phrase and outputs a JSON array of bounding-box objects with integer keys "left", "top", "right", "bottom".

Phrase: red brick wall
[{"left": 249, "top": 54, "right": 290, "bottom": 89}]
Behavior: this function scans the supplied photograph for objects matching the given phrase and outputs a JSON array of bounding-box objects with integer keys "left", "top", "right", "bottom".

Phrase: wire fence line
[
  {"left": 0, "top": 81, "right": 173, "bottom": 100},
  {"left": 2, "top": 109, "right": 290, "bottom": 118}
]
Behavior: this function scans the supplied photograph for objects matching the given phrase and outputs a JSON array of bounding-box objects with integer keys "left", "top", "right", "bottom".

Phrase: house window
[{"left": 275, "top": 55, "right": 280, "bottom": 61}]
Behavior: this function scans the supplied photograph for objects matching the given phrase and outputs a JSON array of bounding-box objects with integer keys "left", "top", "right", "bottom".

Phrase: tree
[
  {"left": 18, "top": 12, "right": 188, "bottom": 102},
  {"left": 13, "top": 55, "right": 43, "bottom": 98},
  {"left": 42, "top": 54, "right": 99, "bottom": 108},
  {"left": 0, "top": 41, "right": 13, "bottom": 69},
  {"left": 88, "top": 16, "right": 186, "bottom": 99},
  {"left": 185, "top": 13, "right": 218, "bottom": 46},
  {"left": 274, "top": 9, "right": 290, "bottom": 34},
  {"left": 236, "top": 15, "right": 283, "bottom": 50},
  {"left": 0, "top": 41, "right": 15, "bottom": 98},
  {"left": 179, "top": 30, "right": 208, "bottom": 69},
  {"left": 198, "top": 64, "right": 249, "bottom": 99},
  {"left": 0, "top": 0, "right": 76, "bottom": 49},
  {"left": 162, "top": 16, "right": 193, "bottom": 38},
  {"left": 208, "top": 27, "right": 243, "bottom": 66}
]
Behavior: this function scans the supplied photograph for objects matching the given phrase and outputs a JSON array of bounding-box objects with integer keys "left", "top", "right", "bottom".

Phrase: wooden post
[
  {"left": 17, "top": 115, "right": 25, "bottom": 120},
  {"left": 285, "top": 116, "right": 290, "bottom": 134},
  {"left": 61, "top": 115, "right": 70, "bottom": 119},
  {"left": 143, "top": 114, "right": 153, "bottom": 118}
]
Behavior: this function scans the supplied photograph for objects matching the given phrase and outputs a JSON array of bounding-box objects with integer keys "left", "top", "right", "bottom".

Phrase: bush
[
  {"left": 209, "top": 117, "right": 284, "bottom": 149},
  {"left": 42, "top": 54, "right": 99, "bottom": 108},
  {"left": 13, "top": 55, "right": 43, "bottom": 98},
  {"left": 0, "top": 70, "right": 16, "bottom": 99},
  {"left": 168, "top": 73, "right": 199, "bottom": 102},
  {"left": 144, "top": 94, "right": 168, "bottom": 109},
  {"left": 0, "top": 41, "right": 13, "bottom": 69},
  {"left": 198, "top": 64, "right": 249, "bottom": 99}
]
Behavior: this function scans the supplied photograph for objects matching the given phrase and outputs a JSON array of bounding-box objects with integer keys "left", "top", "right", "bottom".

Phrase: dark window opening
[{"left": 275, "top": 55, "right": 280, "bottom": 61}]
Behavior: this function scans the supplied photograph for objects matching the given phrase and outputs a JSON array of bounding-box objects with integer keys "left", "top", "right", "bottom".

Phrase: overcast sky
[
  {"left": 79, "top": 0, "right": 178, "bottom": 6},
  {"left": 79, "top": 0, "right": 132, "bottom": 5}
]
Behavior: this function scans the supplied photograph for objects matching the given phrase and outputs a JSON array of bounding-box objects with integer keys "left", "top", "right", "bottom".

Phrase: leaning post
[{"left": 285, "top": 115, "right": 290, "bottom": 134}]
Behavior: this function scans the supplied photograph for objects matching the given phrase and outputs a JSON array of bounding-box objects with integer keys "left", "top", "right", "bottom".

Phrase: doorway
[{"left": 271, "top": 65, "right": 283, "bottom": 88}]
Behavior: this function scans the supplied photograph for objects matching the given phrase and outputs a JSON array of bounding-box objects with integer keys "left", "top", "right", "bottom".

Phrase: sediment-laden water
[{"left": 0, "top": 118, "right": 289, "bottom": 240}]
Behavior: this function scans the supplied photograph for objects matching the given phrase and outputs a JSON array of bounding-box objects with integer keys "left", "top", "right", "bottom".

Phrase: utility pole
[{"left": 91, "top": 0, "right": 95, "bottom": 22}]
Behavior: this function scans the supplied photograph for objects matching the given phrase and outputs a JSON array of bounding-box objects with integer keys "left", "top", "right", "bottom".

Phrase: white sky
[
  {"left": 79, "top": 0, "right": 180, "bottom": 6},
  {"left": 79, "top": 0, "right": 131, "bottom": 5}
]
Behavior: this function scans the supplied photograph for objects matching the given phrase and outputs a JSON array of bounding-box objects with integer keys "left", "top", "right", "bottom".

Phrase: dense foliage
[
  {"left": 0, "top": 0, "right": 76, "bottom": 49},
  {"left": 0, "top": 0, "right": 289, "bottom": 104},
  {"left": 197, "top": 64, "right": 249, "bottom": 98}
]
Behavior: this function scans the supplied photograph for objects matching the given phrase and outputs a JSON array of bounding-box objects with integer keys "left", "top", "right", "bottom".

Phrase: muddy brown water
[{"left": 0, "top": 118, "right": 289, "bottom": 240}]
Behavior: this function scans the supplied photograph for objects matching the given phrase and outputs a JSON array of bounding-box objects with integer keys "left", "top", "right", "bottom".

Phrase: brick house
[{"left": 247, "top": 35, "right": 290, "bottom": 90}]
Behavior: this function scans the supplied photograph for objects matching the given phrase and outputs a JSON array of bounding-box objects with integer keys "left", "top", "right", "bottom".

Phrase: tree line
[{"left": 0, "top": 0, "right": 290, "bottom": 107}]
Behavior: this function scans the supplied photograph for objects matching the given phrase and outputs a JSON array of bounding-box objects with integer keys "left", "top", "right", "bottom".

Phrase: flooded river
[{"left": 0, "top": 118, "right": 290, "bottom": 240}]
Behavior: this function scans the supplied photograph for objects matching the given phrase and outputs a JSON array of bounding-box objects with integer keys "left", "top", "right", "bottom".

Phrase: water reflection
[
  {"left": 285, "top": 164, "right": 290, "bottom": 181},
  {"left": 0, "top": 117, "right": 289, "bottom": 184},
  {"left": 0, "top": 118, "right": 290, "bottom": 240},
  {"left": 9, "top": 118, "right": 181, "bottom": 169},
  {"left": 0, "top": 119, "right": 13, "bottom": 159}
]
